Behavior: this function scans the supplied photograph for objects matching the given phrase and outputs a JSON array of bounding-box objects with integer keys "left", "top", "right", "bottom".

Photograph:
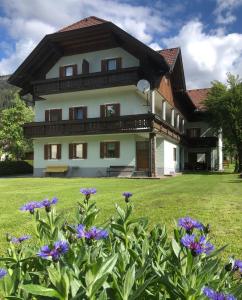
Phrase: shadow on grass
[{"left": 183, "top": 171, "right": 234, "bottom": 175}]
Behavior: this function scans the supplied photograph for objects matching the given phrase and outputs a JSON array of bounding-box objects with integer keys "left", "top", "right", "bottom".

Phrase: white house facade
[{"left": 9, "top": 16, "right": 222, "bottom": 177}]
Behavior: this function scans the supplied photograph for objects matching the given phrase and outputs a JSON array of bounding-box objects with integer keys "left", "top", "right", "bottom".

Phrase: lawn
[{"left": 0, "top": 172, "right": 241, "bottom": 259}]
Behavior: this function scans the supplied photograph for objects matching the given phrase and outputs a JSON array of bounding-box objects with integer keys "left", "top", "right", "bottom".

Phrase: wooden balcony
[
  {"left": 32, "top": 67, "right": 141, "bottom": 96},
  {"left": 23, "top": 114, "right": 155, "bottom": 138},
  {"left": 186, "top": 136, "right": 218, "bottom": 148}
]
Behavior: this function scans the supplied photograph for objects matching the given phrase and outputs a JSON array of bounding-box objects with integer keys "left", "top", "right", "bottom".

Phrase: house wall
[
  {"left": 158, "top": 76, "right": 174, "bottom": 107},
  {"left": 155, "top": 137, "right": 164, "bottom": 175},
  {"left": 163, "top": 140, "right": 180, "bottom": 175},
  {"left": 46, "top": 47, "right": 139, "bottom": 79},
  {"left": 33, "top": 133, "right": 138, "bottom": 177},
  {"left": 185, "top": 121, "right": 214, "bottom": 137},
  {"left": 35, "top": 88, "right": 148, "bottom": 122}
]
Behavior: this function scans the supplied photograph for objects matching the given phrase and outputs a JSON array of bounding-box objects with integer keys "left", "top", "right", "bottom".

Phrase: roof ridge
[
  {"left": 157, "top": 47, "right": 180, "bottom": 52},
  {"left": 58, "top": 16, "right": 108, "bottom": 32},
  {"left": 187, "top": 88, "right": 210, "bottom": 91}
]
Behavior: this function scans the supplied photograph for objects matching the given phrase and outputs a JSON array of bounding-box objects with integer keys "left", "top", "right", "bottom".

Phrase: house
[{"left": 8, "top": 16, "right": 223, "bottom": 177}]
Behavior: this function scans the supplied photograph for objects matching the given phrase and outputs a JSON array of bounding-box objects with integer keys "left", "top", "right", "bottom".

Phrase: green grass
[{"left": 0, "top": 171, "right": 241, "bottom": 259}]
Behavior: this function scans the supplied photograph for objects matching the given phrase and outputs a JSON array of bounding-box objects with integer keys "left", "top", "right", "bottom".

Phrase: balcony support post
[
  {"left": 218, "top": 128, "right": 223, "bottom": 171},
  {"left": 150, "top": 90, "right": 155, "bottom": 114},
  {"left": 149, "top": 132, "right": 156, "bottom": 177}
]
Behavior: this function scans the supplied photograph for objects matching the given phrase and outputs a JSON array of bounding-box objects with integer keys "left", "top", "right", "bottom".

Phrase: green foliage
[
  {"left": 205, "top": 73, "right": 242, "bottom": 172},
  {"left": 0, "top": 94, "right": 34, "bottom": 160},
  {"left": 0, "top": 190, "right": 241, "bottom": 299},
  {"left": 0, "top": 161, "right": 33, "bottom": 176}
]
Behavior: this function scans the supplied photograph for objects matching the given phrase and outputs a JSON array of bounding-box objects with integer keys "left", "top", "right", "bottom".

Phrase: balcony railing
[
  {"left": 186, "top": 136, "right": 218, "bottom": 148},
  {"left": 23, "top": 114, "right": 154, "bottom": 138},
  {"left": 32, "top": 67, "right": 141, "bottom": 96}
]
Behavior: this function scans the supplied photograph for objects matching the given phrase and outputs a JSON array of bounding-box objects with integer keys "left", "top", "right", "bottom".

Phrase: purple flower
[
  {"left": 80, "top": 188, "right": 97, "bottom": 202},
  {"left": 203, "top": 287, "right": 236, "bottom": 300},
  {"left": 178, "top": 217, "right": 203, "bottom": 233},
  {"left": 85, "top": 227, "right": 108, "bottom": 240},
  {"left": 122, "top": 192, "right": 133, "bottom": 203},
  {"left": 11, "top": 235, "right": 30, "bottom": 244},
  {"left": 233, "top": 259, "right": 242, "bottom": 272},
  {"left": 37, "top": 240, "right": 69, "bottom": 262},
  {"left": 20, "top": 201, "right": 42, "bottom": 214},
  {"left": 40, "top": 197, "right": 58, "bottom": 212},
  {"left": 0, "top": 269, "right": 7, "bottom": 279},
  {"left": 76, "top": 224, "right": 85, "bottom": 238},
  {"left": 181, "top": 234, "right": 214, "bottom": 256}
]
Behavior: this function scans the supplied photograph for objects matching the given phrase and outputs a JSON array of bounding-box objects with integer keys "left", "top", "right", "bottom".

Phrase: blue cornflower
[
  {"left": 40, "top": 197, "right": 58, "bottom": 212},
  {"left": 11, "top": 235, "right": 30, "bottom": 244},
  {"left": 203, "top": 287, "right": 236, "bottom": 300},
  {"left": 38, "top": 240, "right": 69, "bottom": 262},
  {"left": 122, "top": 192, "right": 133, "bottom": 203},
  {"left": 0, "top": 269, "right": 7, "bottom": 279},
  {"left": 80, "top": 188, "right": 97, "bottom": 202},
  {"left": 233, "top": 259, "right": 242, "bottom": 272},
  {"left": 181, "top": 234, "right": 214, "bottom": 256},
  {"left": 84, "top": 227, "right": 108, "bottom": 240},
  {"left": 178, "top": 217, "right": 203, "bottom": 233},
  {"left": 76, "top": 224, "right": 85, "bottom": 238},
  {"left": 20, "top": 201, "right": 42, "bottom": 214}
]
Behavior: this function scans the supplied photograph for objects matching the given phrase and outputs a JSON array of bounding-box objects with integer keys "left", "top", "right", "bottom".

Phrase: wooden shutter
[
  {"left": 100, "top": 142, "right": 105, "bottom": 158},
  {"left": 59, "top": 66, "right": 65, "bottom": 78},
  {"left": 115, "top": 142, "right": 120, "bottom": 158},
  {"left": 69, "top": 144, "right": 73, "bottom": 159},
  {"left": 83, "top": 143, "right": 87, "bottom": 159},
  {"left": 101, "top": 60, "right": 107, "bottom": 72},
  {"left": 44, "top": 144, "right": 49, "bottom": 160},
  {"left": 57, "top": 144, "right": 61, "bottom": 160},
  {"left": 115, "top": 103, "right": 120, "bottom": 116},
  {"left": 82, "top": 59, "right": 89, "bottom": 74},
  {"left": 73, "top": 64, "right": 78, "bottom": 76},
  {"left": 57, "top": 109, "right": 62, "bottom": 121},
  {"left": 45, "top": 110, "right": 50, "bottom": 122},
  {"left": 83, "top": 107, "right": 87, "bottom": 120},
  {"left": 100, "top": 105, "right": 106, "bottom": 118},
  {"left": 69, "top": 108, "right": 74, "bottom": 120},
  {"left": 116, "top": 57, "right": 122, "bottom": 70}
]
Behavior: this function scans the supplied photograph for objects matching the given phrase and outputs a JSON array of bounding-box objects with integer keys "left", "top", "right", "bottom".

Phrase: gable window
[
  {"left": 187, "top": 128, "right": 201, "bottom": 138},
  {"left": 100, "top": 103, "right": 120, "bottom": 118},
  {"left": 59, "top": 65, "right": 77, "bottom": 78},
  {"left": 45, "top": 109, "right": 62, "bottom": 122},
  {"left": 69, "top": 143, "right": 87, "bottom": 159},
  {"left": 44, "top": 144, "right": 61, "bottom": 160},
  {"left": 101, "top": 58, "right": 122, "bottom": 72},
  {"left": 173, "top": 148, "right": 177, "bottom": 161},
  {"left": 69, "top": 107, "right": 87, "bottom": 120},
  {"left": 100, "top": 142, "right": 120, "bottom": 158}
]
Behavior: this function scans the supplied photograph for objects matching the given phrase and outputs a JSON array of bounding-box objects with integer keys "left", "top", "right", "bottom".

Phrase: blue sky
[{"left": 0, "top": 0, "right": 242, "bottom": 88}]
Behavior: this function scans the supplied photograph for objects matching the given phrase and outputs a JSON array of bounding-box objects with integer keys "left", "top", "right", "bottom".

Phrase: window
[
  {"left": 107, "top": 59, "right": 117, "bottom": 71},
  {"left": 69, "top": 143, "right": 87, "bottom": 159},
  {"left": 186, "top": 128, "right": 201, "bottom": 138},
  {"left": 101, "top": 58, "right": 122, "bottom": 72},
  {"left": 45, "top": 109, "right": 62, "bottom": 122},
  {"left": 44, "top": 144, "right": 61, "bottom": 160},
  {"left": 69, "top": 107, "right": 87, "bottom": 120},
  {"left": 100, "top": 142, "right": 120, "bottom": 158},
  {"left": 59, "top": 65, "right": 77, "bottom": 78},
  {"left": 173, "top": 148, "right": 177, "bottom": 161},
  {"left": 100, "top": 103, "right": 120, "bottom": 118}
]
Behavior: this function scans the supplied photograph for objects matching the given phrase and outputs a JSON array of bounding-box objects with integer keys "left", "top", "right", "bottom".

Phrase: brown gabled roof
[
  {"left": 187, "top": 88, "right": 210, "bottom": 110},
  {"left": 59, "top": 16, "right": 108, "bottom": 32},
  {"left": 157, "top": 47, "right": 180, "bottom": 69}
]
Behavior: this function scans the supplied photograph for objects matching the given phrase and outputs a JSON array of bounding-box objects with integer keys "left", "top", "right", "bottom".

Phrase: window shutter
[
  {"left": 100, "top": 142, "right": 105, "bottom": 158},
  {"left": 44, "top": 144, "right": 49, "bottom": 160},
  {"left": 83, "top": 143, "right": 87, "bottom": 159},
  {"left": 57, "top": 144, "right": 61, "bottom": 160},
  {"left": 69, "top": 108, "right": 74, "bottom": 120},
  {"left": 82, "top": 59, "right": 89, "bottom": 74},
  {"left": 83, "top": 107, "right": 87, "bottom": 120},
  {"left": 116, "top": 57, "right": 122, "bottom": 69},
  {"left": 45, "top": 110, "right": 50, "bottom": 122},
  {"left": 59, "top": 66, "right": 65, "bottom": 78},
  {"left": 69, "top": 144, "right": 73, "bottom": 159},
  {"left": 73, "top": 64, "right": 78, "bottom": 76},
  {"left": 115, "top": 103, "right": 120, "bottom": 116},
  {"left": 115, "top": 142, "right": 120, "bottom": 158},
  {"left": 101, "top": 60, "right": 107, "bottom": 72},
  {"left": 57, "top": 109, "right": 62, "bottom": 121},
  {"left": 100, "top": 105, "right": 105, "bottom": 118}
]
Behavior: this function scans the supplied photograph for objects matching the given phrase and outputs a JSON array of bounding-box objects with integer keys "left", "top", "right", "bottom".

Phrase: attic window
[
  {"left": 59, "top": 65, "right": 77, "bottom": 78},
  {"left": 107, "top": 59, "right": 117, "bottom": 71},
  {"left": 65, "top": 66, "right": 74, "bottom": 76}
]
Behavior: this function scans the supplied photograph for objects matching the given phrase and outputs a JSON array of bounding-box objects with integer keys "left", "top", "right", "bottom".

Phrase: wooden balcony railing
[
  {"left": 23, "top": 114, "right": 154, "bottom": 138},
  {"left": 32, "top": 67, "right": 141, "bottom": 96},
  {"left": 185, "top": 136, "right": 218, "bottom": 148}
]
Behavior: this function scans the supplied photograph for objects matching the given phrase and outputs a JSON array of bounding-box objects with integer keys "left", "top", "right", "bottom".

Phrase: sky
[{"left": 0, "top": 0, "right": 242, "bottom": 89}]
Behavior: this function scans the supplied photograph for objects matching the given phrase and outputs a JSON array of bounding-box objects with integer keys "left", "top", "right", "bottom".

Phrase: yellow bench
[{"left": 45, "top": 165, "right": 68, "bottom": 176}]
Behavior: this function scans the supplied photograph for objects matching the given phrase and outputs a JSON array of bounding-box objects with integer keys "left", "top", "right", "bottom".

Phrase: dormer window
[{"left": 59, "top": 65, "right": 77, "bottom": 78}]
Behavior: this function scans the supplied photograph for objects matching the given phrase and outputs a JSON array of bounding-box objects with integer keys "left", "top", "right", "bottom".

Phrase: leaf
[
  {"left": 21, "top": 284, "right": 63, "bottom": 299},
  {"left": 172, "top": 238, "right": 181, "bottom": 258},
  {"left": 123, "top": 264, "right": 135, "bottom": 300}
]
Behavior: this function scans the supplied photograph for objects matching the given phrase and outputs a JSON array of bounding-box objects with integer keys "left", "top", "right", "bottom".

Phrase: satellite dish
[{"left": 137, "top": 79, "right": 150, "bottom": 93}]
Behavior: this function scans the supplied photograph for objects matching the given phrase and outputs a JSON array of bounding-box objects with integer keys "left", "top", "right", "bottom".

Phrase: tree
[
  {"left": 205, "top": 74, "right": 242, "bottom": 172},
  {"left": 0, "top": 94, "right": 34, "bottom": 160}
]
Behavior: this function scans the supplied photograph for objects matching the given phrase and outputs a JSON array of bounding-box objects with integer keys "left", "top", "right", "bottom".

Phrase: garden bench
[
  {"left": 106, "top": 166, "right": 134, "bottom": 177},
  {"left": 45, "top": 165, "right": 69, "bottom": 176}
]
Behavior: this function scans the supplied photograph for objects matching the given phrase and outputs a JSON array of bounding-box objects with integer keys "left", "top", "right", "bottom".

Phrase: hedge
[{"left": 0, "top": 160, "right": 33, "bottom": 176}]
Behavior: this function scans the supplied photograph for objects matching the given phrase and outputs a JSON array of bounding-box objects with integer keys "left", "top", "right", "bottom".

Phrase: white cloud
[
  {"left": 214, "top": 0, "right": 242, "bottom": 25},
  {"left": 0, "top": 0, "right": 172, "bottom": 74},
  {"left": 163, "top": 20, "right": 242, "bottom": 89}
]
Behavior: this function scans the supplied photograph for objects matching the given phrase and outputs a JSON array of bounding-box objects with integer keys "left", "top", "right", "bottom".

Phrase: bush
[
  {"left": 0, "top": 189, "right": 241, "bottom": 299},
  {"left": 0, "top": 160, "right": 33, "bottom": 176}
]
